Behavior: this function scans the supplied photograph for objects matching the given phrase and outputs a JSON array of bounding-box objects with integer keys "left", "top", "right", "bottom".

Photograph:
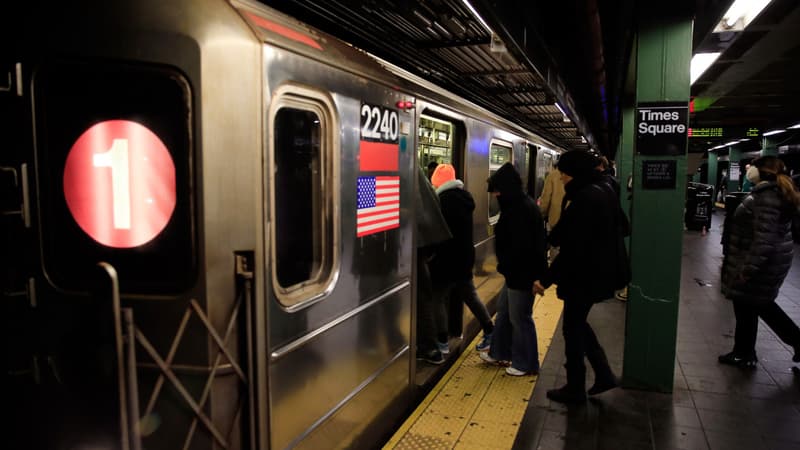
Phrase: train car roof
[
  {"left": 233, "top": 1, "right": 560, "bottom": 151},
  {"left": 232, "top": 0, "right": 404, "bottom": 89}
]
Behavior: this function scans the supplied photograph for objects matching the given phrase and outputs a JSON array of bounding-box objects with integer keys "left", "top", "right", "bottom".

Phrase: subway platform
[{"left": 386, "top": 213, "right": 800, "bottom": 449}]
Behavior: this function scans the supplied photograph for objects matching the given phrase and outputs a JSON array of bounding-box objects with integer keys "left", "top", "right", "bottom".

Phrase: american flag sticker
[{"left": 357, "top": 176, "right": 400, "bottom": 237}]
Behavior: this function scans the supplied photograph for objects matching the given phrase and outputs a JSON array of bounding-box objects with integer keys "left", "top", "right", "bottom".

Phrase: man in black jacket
[
  {"left": 534, "top": 150, "right": 622, "bottom": 403},
  {"left": 482, "top": 163, "right": 548, "bottom": 376}
]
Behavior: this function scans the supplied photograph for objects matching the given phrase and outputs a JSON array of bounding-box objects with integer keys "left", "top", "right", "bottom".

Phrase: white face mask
[{"left": 746, "top": 165, "right": 760, "bottom": 184}]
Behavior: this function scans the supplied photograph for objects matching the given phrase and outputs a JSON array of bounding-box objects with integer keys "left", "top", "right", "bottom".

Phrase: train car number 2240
[{"left": 360, "top": 103, "right": 399, "bottom": 144}]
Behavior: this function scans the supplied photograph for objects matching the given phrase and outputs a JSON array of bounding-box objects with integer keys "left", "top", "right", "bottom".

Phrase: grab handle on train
[{"left": 95, "top": 262, "right": 142, "bottom": 450}]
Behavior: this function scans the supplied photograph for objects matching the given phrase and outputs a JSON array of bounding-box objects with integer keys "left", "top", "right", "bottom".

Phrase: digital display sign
[{"left": 688, "top": 127, "right": 760, "bottom": 138}]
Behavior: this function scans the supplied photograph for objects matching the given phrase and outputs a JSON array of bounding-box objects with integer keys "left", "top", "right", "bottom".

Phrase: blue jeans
[{"left": 489, "top": 284, "right": 539, "bottom": 372}]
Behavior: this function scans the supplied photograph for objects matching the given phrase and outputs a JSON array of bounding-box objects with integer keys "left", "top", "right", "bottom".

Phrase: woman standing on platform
[
  {"left": 481, "top": 163, "right": 548, "bottom": 376},
  {"left": 719, "top": 156, "right": 800, "bottom": 368},
  {"left": 533, "top": 150, "right": 623, "bottom": 404}
]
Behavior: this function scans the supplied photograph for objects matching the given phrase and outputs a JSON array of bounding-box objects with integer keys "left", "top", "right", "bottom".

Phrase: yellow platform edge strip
[{"left": 383, "top": 287, "right": 563, "bottom": 449}]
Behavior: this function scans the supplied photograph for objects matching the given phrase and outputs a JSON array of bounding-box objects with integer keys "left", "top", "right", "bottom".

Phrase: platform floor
[{"left": 387, "top": 213, "right": 800, "bottom": 449}]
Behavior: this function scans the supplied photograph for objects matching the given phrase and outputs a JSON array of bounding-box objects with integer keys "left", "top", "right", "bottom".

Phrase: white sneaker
[
  {"left": 479, "top": 352, "right": 509, "bottom": 366},
  {"left": 479, "top": 352, "right": 497, "bottom": 363},
  {"left": 505, "top": 366, "right": 529, "bottom": 376}
]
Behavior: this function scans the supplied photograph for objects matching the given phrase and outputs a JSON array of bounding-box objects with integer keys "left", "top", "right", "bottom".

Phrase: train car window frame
[
  {"left": 418, "top": 114, "right": 455, "bottom": 171},
  {"left": 267, "top": 84, "right": 340, "bottom": 309},
  {"left": 488, "top": 139, "right": 512, "bottom": 225}
]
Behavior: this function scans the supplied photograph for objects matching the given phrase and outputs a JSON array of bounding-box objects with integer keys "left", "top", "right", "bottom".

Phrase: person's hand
[{"left": 533, "top": 280, "right": 546, "bottom": 296}]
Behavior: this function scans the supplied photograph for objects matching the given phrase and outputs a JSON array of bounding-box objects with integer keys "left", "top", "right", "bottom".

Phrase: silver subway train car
[{"left": 0, "top": 1, "right": 562, "bottom": 449}]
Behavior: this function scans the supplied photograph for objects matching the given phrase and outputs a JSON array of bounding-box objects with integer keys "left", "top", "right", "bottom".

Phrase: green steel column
[
  {"left": 622, "top": 16, "right": 692, "bottom": 392},
  {"left": 707, "top": 151, "right": 718, "bottom": 201},
  {"left": 728, "top": 146, "right": 742, "bottom": 193},
  {"left": 762, "top": 136, "right": 779, "bottom": 156}
]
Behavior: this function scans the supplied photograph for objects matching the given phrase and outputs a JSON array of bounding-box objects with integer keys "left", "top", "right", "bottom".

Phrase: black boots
[
  {"left": 588, "top": 376, "right": 619, "bottom": 396},
  {"left": 546, "top": 385, "right": 587, "bottom": 404},
  {"left": 718, "top": 351, "right": 757, "bottom": 369}
]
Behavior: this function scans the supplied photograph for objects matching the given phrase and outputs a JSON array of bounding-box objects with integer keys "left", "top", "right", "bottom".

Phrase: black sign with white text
[
  {"left": 636, "top": 102, "right": 689, "bottom": 156},
  {"left": 642, "top": 160, "right": 677, "bottom": 190}
]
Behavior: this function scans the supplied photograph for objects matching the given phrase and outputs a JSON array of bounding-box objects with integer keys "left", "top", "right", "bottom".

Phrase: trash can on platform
[{"left": 685, "top": 182, "right": 714, "bottom": 231}]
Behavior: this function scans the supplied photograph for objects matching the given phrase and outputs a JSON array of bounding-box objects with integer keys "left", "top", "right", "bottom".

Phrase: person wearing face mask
[{"left": 719, "top": 156, "right": 800, "bottom": 368}]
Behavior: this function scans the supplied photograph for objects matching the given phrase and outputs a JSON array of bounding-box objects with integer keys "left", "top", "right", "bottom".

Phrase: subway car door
[{"left": 263, "top": 48, "right": 414, "bottom": 449}]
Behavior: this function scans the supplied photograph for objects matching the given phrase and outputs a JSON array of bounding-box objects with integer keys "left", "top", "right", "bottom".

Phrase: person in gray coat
[{"left": 719, "top": 156, "right": 800, "bottom": 368}]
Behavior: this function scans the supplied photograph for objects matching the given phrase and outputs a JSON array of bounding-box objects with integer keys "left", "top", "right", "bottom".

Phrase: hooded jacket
[
  {"left": 488, "top": 163, "right": 547, "bottom": 290},
  {"left": 721, "top": 181, "right": 797, "bottom": 305},
  {"left": 430, "top": 179, "right": 476, "bottom": 282}
]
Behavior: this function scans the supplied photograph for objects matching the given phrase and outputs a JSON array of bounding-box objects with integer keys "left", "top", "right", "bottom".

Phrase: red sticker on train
[{"left": 63, "top": 120, "right": 176, "bottom": 248}]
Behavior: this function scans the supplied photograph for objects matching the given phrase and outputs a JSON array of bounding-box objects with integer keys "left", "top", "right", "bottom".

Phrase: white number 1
[{"left": 93, "top": 139, "right": 131, "bottom": 230}]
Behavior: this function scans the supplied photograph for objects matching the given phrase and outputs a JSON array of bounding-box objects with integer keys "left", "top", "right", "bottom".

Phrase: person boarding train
[
  {"left": 429, "top": 164, "right": 495, "bottom": 353},
  {"left": 481, "top": 163, "right": 547, "bottom": 376}
]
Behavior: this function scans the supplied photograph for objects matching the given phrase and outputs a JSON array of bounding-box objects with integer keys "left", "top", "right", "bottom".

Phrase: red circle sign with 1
[{"left": 63, "top": 120, "right": 176, "bottom": 248}]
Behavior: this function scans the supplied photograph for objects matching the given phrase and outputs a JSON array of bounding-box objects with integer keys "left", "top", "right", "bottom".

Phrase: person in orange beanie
[{"left": 429, "top": 164, "right": 495, "bottom": 354}]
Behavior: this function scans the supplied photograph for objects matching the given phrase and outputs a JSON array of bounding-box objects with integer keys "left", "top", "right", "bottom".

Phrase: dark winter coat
[
  {"left": 430, "top": 180, "right": 476, "bottom": 283},
  {"left": 540, "top": 173, "right": 624, "bottom": 302},
  {"left": 489, "top": 163, "right": 548, "bottom": 290},
  {"left": 721, "top": 182, "right": 797, "bottom": 306}
]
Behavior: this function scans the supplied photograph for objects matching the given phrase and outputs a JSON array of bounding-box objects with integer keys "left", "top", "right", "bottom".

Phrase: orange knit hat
[{"left": 430, "top": 163, "right": 456, "bottom": 188}]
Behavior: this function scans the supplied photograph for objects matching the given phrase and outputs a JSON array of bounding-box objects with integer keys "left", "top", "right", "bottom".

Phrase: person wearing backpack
[{"left": 533, "top": 150, "right": 626, "bottom": 404}]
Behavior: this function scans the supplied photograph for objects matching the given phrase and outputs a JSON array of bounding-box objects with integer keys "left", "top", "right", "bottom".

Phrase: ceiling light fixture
[
  {"left": 554, "top": 102, "right": 571, "bottom": 122},
  {"left": 724, "top": 140, "right": 740, "bottom": 146},
  {"left": 718, "top": 0, "right": 773, "bottom": 31},
  {"left": 461, "top": 0, "right": 493, "bottom": 34},
  {"left": 690, "top": 52, "right": 721, "bottom": 85},
  {"left": 763, "top": 129, "right": 786, "bottom": 136},
  {"left": 788, "top": 123, "right": 800, "bottom": 129}
]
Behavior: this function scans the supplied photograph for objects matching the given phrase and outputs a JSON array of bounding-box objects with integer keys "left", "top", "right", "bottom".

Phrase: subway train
[{"left": 0, "top": 1, "right": 562, "bottom": 449}]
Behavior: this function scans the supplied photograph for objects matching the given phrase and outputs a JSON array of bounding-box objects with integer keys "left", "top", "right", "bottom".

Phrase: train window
[
  {"left": 34, "top": 61, "right": 195, "bottom": 294},
  {"left": 269, "top": 88, "right": 339, "bottom": 308},
  {"left": 418, "top": 115, "right": 454, "bottom": 170},
  {"left": 488, "top": 140, "right": 512, "bottom": 224}
]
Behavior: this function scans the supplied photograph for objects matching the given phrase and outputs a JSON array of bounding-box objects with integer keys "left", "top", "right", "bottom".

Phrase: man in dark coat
[
  {"left": 481, "top": 163, "right": 547, "bottom": 376},
  {"left": 429, "top": 164, "right": 495, "bottom": 352},
  {"left": 534, "top": 150, "right": 623, "bottom": 403}
]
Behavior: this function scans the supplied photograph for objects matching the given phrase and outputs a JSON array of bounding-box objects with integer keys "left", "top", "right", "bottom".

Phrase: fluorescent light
[
  {"left": 788, "top": 123, "right": 800, "bottom": 129},
  {"left": 724, "top": 141, "right": 740, "bottom": 146},
  {"left": 554, "top": 102, "right": 571, "bottom": 122},
  {"left": 718, "top": 0, "right": 773, "bottom": 31},
  {"left": 691, "top": 53, "right": 721, "bottom": 85},
  {"left": 763, "top": 129, "right": 785, "bottom": 136},
  {"left": 461, "top": 0, "right": 493, "bottom": 34}
]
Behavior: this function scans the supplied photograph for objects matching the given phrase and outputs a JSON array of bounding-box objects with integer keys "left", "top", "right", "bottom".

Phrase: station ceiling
[{"left": 259, "top": 0, "right": 800, "bottom": 158}]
